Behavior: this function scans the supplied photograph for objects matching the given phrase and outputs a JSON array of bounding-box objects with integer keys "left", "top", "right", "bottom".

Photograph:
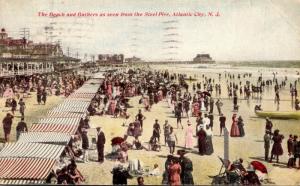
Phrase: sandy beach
[
  {"left": 0, "top": 64, "right": 298, "bottom": 184},
  {"left": 0, "top": 92, "right": 64, "bottom": 144},
  {"left": 72, "top": 64, "right": 300, "bottom": 185}
]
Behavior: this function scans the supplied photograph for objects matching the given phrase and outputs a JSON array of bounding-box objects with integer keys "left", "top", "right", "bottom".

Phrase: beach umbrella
[
  {"left": 111, "top": 137, "right": 124, "bottom": 145},
  {"left": 250, "top": 161, "right": 268, "bottom": 174}
]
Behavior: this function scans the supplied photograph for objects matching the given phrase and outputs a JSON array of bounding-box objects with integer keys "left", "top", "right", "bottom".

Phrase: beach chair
[
  {"left": 218, "top": 156, "right": 228, "bottom": 177},
  {"left": 210, "top": 156, "right": 231, "bottom": 184}
]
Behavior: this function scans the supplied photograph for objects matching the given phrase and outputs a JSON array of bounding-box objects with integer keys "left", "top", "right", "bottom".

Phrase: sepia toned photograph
[{"left": 0, "top": 0, "right": 300, "bottom": 185}]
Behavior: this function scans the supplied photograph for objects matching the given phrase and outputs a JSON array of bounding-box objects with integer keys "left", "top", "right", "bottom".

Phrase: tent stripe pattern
[
  {"left": 0, "top": 143, "right": 65, "bottom": 159},
  {"left": 0, "top": 158, "right": 56, "bottom": 179},
  {"left": 30, "top": 123, "right": 78, "bottom": 135},
  {"left": 38, "top": 117, "right": 81, "bottom": 125},
  {"left": 47, "top": 111, "right": 86, "bottom": 118},
  {"left": 18, "top": 132, "right": 71, "bottom": 144}
]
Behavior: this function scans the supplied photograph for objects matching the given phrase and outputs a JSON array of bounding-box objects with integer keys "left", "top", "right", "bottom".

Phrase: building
[
  {"left": 125, "top": 56, "right": 143, "bottom": 63},
  {"left": 96, "top": 54, "right": 124, "bottom": 65},
  {"left": 193, "top": 54, "right": 215, "bottom": 64},
  {"left": 0, "top": 28, "right": 80, "bottom": 77}
]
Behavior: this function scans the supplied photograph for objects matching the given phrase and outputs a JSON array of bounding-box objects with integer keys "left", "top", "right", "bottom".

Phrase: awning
[
  {"left": 85, "top": 79, "right": 102, "bottom": 84},
  {"left": 51, "top": 106, "right": 88, "bottom": 113},
  {"left": 30, "top": 123, "right": 78, "bottom": 135},
  {"left": 18, "top": 132, "right": 71, "bottom": 145},
  {"left": 37, "top": 117, "right": 81, "bottom": 125},
  {"left": 68, "top": 93, "right": 95, "bottom": 99},
  {"left": 0, "top": 179, "right": 44, "bottom": 184},
  {"left": 0, "top": 158, "right": 56, "bottom": 180},
  {"left": 76, "top": 84, "right": 99, "bottom": 92},
  {"left": 57, "top": 99, "right": 91, "bottom": 109},
  {"left": 47, "top": 111, "right": 86, "bottom": 118},
  {"left": 0, "top": 142, "right": 65, "bottom": 159}
]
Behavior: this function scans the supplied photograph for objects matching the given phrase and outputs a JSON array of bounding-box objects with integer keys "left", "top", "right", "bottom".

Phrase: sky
[{"left": 0, "top": 0, "right": 300, "bottom": 61}]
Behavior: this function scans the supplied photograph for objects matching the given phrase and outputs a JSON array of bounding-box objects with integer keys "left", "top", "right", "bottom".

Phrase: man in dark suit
[{"left": 96, "top": 127, "right": 106, "bottom": 163}]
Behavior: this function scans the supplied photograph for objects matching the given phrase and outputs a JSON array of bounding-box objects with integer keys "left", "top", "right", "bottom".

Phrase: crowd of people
[{"left": 0, "top": 65, "right": 299, "bottom": 185}]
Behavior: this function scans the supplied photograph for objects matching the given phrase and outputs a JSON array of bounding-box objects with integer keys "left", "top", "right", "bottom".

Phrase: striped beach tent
[
  {"left": 51, "top": 106, "right": 88, "bottom": 113},
  {"left": 0, "top": 143, "right": 65, "bottom": 159},
  {"left": 68, "top": 92, "right": 96, "bottom": 99},
  {"left": 18, "top": 132, "right": 71, "bottom": 145},
  {"left": 30, "top": 123, "right": 79, "bottom": 135},
  {"left": 38, "top": 117, "right": 81, "bottom": 125},
  {"left": 84, "top": 79, "right": 102, "bottom": 84},
  {"left": 57, "top": 102, "right": 90, "bottom": 110},
  {"left": 0, "top": 158, "right": 56, "bottom": 180},
  {"left": 0, "top": 179, "right": 44, "bottom": 184},
  {"left": 75, "top": 88, "right": 99, "bottom": 93},
  {"left": 47, "top": 111, "right": 86, "bottom": 118}
]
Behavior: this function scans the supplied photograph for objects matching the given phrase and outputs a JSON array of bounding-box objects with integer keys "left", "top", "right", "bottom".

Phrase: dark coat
[
  {"left": 3, "top": 116, "right": 13, "bottom": 133},
  {"left": 97, "top": 131, "right": 106, "bottom": 149},
  {"left": 237, "top": 120, "right": 245, "bottom": 137},
  {"left": 197, "top": 129, "right": 207, "bottom": 154},
  {"left": 82, "top": 133, "right": 89, "bottom": 150},
  {"left": 112, "top": 168, "right": 132, "bottom": 185},
  {"left": 271, "top": 135, "right": 284, "bottom": 156},
  {"left": 180, "top": 157, "right": 194, "bottom": 185},
  {"left": 42, "top": 91, "right": 47, "bottom": 102}
]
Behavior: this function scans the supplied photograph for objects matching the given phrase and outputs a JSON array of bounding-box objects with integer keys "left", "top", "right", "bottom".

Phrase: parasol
[
  {"left": 111, "top": 137, "right": 125, "bottom": 145},
  {"left": 250, "top": 161, "right": 268, "bottom": 174}
]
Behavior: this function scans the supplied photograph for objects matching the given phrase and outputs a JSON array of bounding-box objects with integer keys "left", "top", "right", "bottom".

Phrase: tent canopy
[
  {"left": 0, "top": 158, "right": 56, "bottom": 180},
  {"left": 0, "top": 142, "right": 65, "bottom": 159},
  {"left": 18, "top": 132, "right": 71, "bottom": 145}
]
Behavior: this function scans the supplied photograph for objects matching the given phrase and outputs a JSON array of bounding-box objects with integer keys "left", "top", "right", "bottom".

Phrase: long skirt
[
  {"left": 185, "top": 133, "right": 193, "bottom": 149},
  {"left": 230, "top": 123, "right": 240, "bottom": 137},
  {"left": 271, "top": 143, "right": 283, "bottom": 156},
  {"left": 205, "top": 136, "right": 214, "bottom": 155}
]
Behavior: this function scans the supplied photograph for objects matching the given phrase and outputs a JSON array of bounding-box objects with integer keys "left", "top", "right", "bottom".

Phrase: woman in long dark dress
[
  {"left": 270, "top": 129, "right": 284, "bottom": 163},
  {"left": 237, "top": 116, "right": 245, "bottom": 137},
  {"left": 197, "top": 127, "right": 207, "bottom": 156},
  {"left": 205, "top": 125, "right": 214, "bottom": 155}
]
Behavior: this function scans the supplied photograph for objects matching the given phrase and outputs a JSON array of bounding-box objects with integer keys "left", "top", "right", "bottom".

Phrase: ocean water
[{"left": 168, "top": 62, "right": 300, "bottom": 79}]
